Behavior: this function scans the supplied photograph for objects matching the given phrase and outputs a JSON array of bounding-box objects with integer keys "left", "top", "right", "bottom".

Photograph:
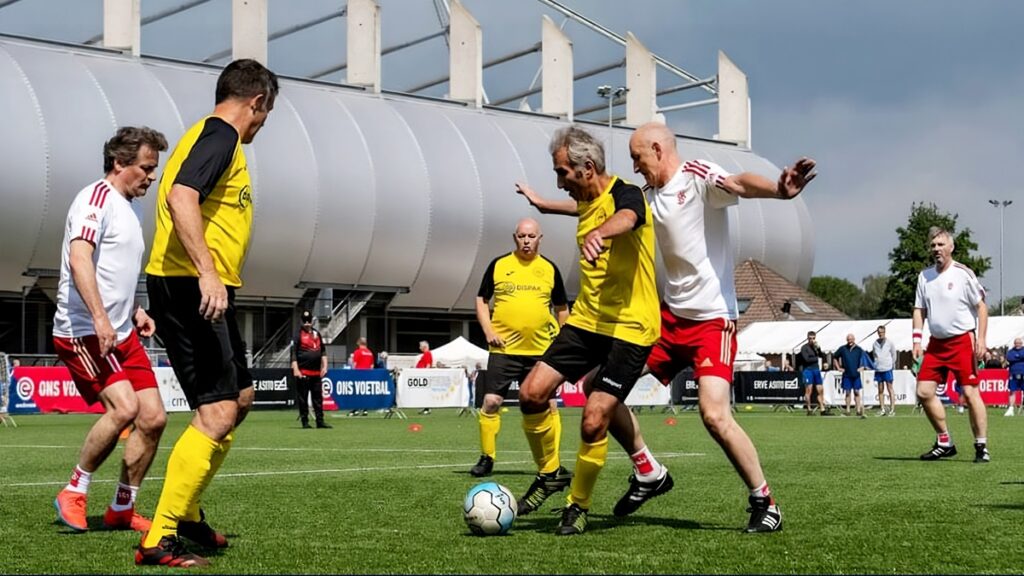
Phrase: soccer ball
[{"left": 463, "top": 482, "right": 516, "bottom": 536}]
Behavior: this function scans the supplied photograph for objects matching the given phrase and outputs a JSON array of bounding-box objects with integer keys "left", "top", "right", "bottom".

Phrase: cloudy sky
[{"left": 3, "top": 0, "right": 1022, "bottom": 304}]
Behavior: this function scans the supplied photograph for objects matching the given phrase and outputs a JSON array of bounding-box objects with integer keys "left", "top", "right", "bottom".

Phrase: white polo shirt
[
  {"left": 914, "top": 261, "right": 984, "bottom": 339},
  {"left": 53, "top": 179, "right": 144, "bottom": 341},
  {"left": 648, "top": 159, "right": 738, "bottom": 321}
]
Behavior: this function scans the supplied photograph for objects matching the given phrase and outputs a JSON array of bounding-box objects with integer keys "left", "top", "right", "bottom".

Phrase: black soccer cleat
[
  {"left": 744, "top": 495, "right": 783, "bottom": 533},
  {"left": 556, "top": 503, "right": 589, "bottom": 536},
  {"left": 135, "top": 535, "right": 210, "bottom": 567},
  {"left": 920, "top": 443, "right": 957, "bottom": 461},
  {"left": 974, "top": 443, "right": 990, "bottom": 463},
  {"left": 469, "top": 454, "right": 494, "bottom": 477},
  {"left": 178, "top": 509, "right": 228, "bottom": 549},
  {"left": 517, "top": 466, "right": 573, "bottom": 516},
  {"left": 613, "top": 470, "right": 675, "bottom": 517}
]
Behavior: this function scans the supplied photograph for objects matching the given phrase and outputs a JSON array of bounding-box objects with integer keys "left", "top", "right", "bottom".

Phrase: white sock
[
  {"left": 110, "top": 482, "right": 138, "bottom": 512},
  {"left": 750, "top": 482, "right": 771, "bottom": 499},
  {"left": 64, "top": 465, "right": 91, "bottom": 495},
  {"left": 630, "top": 446, "right": 665, "bottom": 482},
  {"left": 975, "top": 437, "right": 987, "bottom": 446}
]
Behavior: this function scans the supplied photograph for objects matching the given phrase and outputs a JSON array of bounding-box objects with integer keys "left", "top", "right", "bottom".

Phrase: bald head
[
  {"left": 846, "top": 333, "right": 855, "bottom": 346},
  {"left": 629, "top": 122, "right": 681, "bottom": 189},
  {"left": 1015, "top": 337, "right": 1022, "bottom": 348},
  {"left": 513, "top": 217, "right": 542, "bottom": 259}
]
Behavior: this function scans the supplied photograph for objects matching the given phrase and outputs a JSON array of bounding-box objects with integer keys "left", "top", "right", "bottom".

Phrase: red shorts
[
  {"left": 646, "top": 305, "right": 737, "bottom": 384},
  {"left": 53, "top": 330, "right": 157, "bottom": 405},
  {"left": 918, "top": 332, "right": 978, "bottom": 387}
]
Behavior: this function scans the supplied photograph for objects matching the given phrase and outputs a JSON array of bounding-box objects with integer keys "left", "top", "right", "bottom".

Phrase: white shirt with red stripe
[
  {"left": 648, "top": 160, "right": 738, "bottom": 321},
  {"left": 914, "top": 261, "right": 985, "bottom": 339},
  {"left": 53, "top": 179, "right": 144, "bottom": 341}
]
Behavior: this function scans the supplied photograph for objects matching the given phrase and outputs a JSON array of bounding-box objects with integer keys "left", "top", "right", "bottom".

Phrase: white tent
[
  {"left": 431, "top": 336, "right": 489, "bottom": 369},
  {"left": 738, "top": 316, "right": 1024, "bottom": 356}
]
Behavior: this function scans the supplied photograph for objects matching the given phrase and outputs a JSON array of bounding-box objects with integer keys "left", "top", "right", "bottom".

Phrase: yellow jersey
[
  {"left": 478, "top": 252, "right": 568, "bottom": 356},
  {"left": 566, "top": 176, "right": 660, "bottom": 346},
  {"left": 146, "top": 116, "right": 253, "bottom": 287}
]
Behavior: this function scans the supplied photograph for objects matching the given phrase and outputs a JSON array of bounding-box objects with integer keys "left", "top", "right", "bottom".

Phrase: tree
[
  {"left": 989, "top": 294, "right": 1024, "bottom": 316},
  {"left": 878, "top": 203, "right": 991, "bottom": 318},
  {"left": 858, "top": 274, "right": 890, "bottom": 319},
  {"left": 809, "top": 276, "right": 863, "bottom": 318}
]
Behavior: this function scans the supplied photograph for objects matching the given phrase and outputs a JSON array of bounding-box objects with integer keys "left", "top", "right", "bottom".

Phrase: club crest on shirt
[
  {"left": 238, "top": 184, "right": 252, "bottom": 209},
  {"left": 947, "top": 282, "right": 954, "bottom": 290},
  {"left": 677, "top": 190, "right": 686, "bottom": 205}
]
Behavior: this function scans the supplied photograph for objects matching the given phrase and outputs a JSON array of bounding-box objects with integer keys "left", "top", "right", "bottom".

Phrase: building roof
[{"left": 734, "top": 258, "right": 849, "bottom": 331}]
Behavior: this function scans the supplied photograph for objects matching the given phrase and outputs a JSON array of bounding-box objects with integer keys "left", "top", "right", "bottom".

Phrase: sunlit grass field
[{"left": 1, "top": 406, "right": 1022, "bottom": 574}]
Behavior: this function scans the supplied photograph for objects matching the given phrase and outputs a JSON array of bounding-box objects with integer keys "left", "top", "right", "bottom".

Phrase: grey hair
[
  {"left": 928, "top": 226, "right": 954, "bottom": 246},
  {"left": 549, "top": 125, "right": 606, "bottom": 174}
]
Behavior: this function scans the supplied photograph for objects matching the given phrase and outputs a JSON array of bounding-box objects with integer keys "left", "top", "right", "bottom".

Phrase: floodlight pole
[
  {"left": 597, "top": 85, "right": 627, "bottom": 128},
  {"left": 988, "top": 199, "right": 1013, "bottom": 315}
]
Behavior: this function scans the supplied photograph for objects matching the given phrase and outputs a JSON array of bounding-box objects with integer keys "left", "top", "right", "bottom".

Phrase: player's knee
[
  {"left": 700, "top": 406, "right": 731, "bottom": 437},
  {"left": 481, "top": 397, "right": 502, "bottom": 414},
  {"left": 136, "top": 407, "right": 167, "bottom": 436},
  {"left": 580, "top": 410, "right": 608, "bottom": 443},
  {"left": 518, "top": 386, "right": 549, "bottom": 413}
]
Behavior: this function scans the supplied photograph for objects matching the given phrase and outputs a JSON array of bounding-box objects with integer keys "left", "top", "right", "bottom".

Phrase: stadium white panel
[{"left": 0, "top": 35, "right": 815, "bottom": 309}]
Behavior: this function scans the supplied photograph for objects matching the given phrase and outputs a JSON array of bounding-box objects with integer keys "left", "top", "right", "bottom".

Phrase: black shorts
[
  {"left": 485, "top": 353, "right": 539, "bottom": 397},
  {"left": 147, "top": 275, "right": 253, "bottom": 409},
  {"left": 540, "top": 324, "right": 652, "bottom": 401}
]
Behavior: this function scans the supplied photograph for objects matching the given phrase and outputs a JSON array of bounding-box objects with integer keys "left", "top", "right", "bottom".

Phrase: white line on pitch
[{"left": 2, "top": 452, "right": 704, "bottom": 488}]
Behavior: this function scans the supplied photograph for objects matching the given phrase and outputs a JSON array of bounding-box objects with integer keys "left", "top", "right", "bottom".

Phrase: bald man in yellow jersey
[
  {"left": 136, "top": 59, "right": 278, "bottom": 567},
  {"left": 471, "top": 217, "right": 569, "bottom": 477},
  {"left": 514, "top": 126, "right": 671, "bottom": 536}
]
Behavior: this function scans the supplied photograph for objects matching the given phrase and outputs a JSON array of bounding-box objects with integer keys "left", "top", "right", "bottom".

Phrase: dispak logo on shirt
[{"left": 238, "top": 184, "right": 252, "bottom": 209}]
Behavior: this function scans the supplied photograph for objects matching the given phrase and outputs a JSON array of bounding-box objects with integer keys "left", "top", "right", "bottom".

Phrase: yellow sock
[
  {"left": 550, "top": 408, "right": 562, "bottom": 459},
  {"left": 478, "top": 412, "right": 500, "bottom": 459},
  {"left": 522, "top": 410, "right": 559, "bottom": 474},
  {"left": 143, "top": 425, "right": 218, "bottom": 547},
  {"left": 568, "top": 436, "right": 608, "bottom": 510},
  {"left": 185, "top": 430, "right": 233, "bottom": 521}
]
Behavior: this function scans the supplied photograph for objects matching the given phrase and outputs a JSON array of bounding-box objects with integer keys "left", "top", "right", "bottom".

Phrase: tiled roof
[{"left": 735, "top": 259, "right": 849, "bottom": 331}]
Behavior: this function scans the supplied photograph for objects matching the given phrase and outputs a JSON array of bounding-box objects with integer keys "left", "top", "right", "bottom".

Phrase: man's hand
[
  {"left": 777, "top": 158, "right": 817, "bottom": 199},
  {"left": 582, "top": 229, "right": 607, "bottom": 265},
  {"left": 912, "top": 342, "right": 923, "bottom": 361},
  {"left": 133, "top": 307, "right": 156, "bottom": 338},
  {"left": 515, "top": 182, "right": 540, "bottom": 205},
  {"left": 93, "top": 316, "right": 117, "bottom": 357},
  {"left": 198, "top": 270, "right": 228, "bottom": 322},
  {"left": 320, "top": 366, "right": 327, "bottom": 378},
  {"left": 293, "top": 366, "right": 303, "bottom": 378},
  {"left": 975, "top": 338, "right": 987, "bottom": 362},
  {"left": 484, "top": 329, "right": 505, "bottom": 349}
]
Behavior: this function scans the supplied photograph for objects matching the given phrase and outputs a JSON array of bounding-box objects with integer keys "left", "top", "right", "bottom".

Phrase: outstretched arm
[
  {"left": 720, "top": 157, "right": 817, "bottom": 200},
  {"left": 515, "top": 182, "right": 578, "bottom": 216}
]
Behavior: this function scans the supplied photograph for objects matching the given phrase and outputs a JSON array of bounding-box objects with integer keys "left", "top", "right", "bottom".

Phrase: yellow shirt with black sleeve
[
  {"left": 477, "top": 253, "right": 568, "bottom": 356},
  {"left": 145, "top": 116, "right": 253, "bottom": 287},
  {"left": 567, "top": 176, "right": 660, "bottom": 346}
]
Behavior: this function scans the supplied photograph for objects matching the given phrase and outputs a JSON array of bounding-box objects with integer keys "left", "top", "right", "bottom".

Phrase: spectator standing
[
  {"left": 349, "top": 337, "right": 374, "bottom": 416},
  {"left": 416, "top": 341, "right": 434, "bottom": 414},
  {"left": 834, "top": 334, "right": 868, "bottom": 418},
  {"left": 291, "top": 310, "right": 330, "bottom": 429},
  {"left": 796, "top": 331, "right": 829, "bottom": 416},
  {"left": 871, "top": 326, "right": 898, "bottom": 416},
  {"left": 1005, "top": 338, "right": 1024, "bottom": 416},
  {"left": 415, "top": 341, "right": 434, "bottom": 368}
]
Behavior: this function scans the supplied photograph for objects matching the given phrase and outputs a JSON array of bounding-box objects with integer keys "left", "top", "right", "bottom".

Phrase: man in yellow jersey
[
  {"left": 136, "top": 59, "right": 278, "bottom": 567},
  {"left": 470, "top": 218, "right": 569, "bottom": 477},
  {"left": 513, "top": 126, "right": 669, "bottom": 536}
]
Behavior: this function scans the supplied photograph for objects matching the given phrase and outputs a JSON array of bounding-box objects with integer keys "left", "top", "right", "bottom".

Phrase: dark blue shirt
[
  {"left": 1008, "top": 347, "right": 1024, "bottom": 376},
  {"left": 834, "top": 345, "right": 866, "bottom": 377}
]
